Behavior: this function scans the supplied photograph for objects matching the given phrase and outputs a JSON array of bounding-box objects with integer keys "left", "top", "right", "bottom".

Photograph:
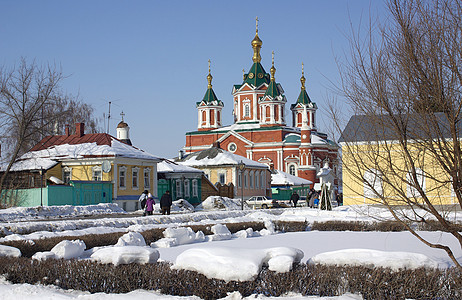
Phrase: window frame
[
  {"left": 132, "top": 167, "right": 139, "bottom": 190},
  {"left": 119, "top": 166, "right": 127, "bottom": 189}
]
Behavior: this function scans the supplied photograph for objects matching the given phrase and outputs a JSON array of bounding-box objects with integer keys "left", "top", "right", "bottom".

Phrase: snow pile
[
  {"left": 91, "top": 246, "right": 159, "bottom": 266},
  {"left": 233, "top": 228, "right": 255, "bottom": 238},
  {"left": 0, "top": 245, "right": 21, "bottom": 258},
  {"left": 308, "top": 249, "right": 438, "bottom": 271},
  {"left": 152, "top": 227, "right": 205, "bottom": 248},
  {"left": 173, "top": 246, "right": 304, "bottom": 282},
  {"left": 33, "top": 239, "right": 86, "bottom": 260},
  {"left": 209, "top": 224, "right": 232, "bottom": 241},
  {"left": 196, "top": 196, "right": 247, "bottom": 211},
  {"left": 116, "top": 232, "right": 146, "bottom": 247},
  {"left": 171, "top": 199, "right": 195, "bottom": 213},
  {"left": 0, "top": 203, "right": 125, "bottom": 222}
]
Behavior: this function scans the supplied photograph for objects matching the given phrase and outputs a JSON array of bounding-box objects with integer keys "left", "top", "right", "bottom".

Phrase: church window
[
  {"left": 265, "top": 106, "right": 271, "bottom": 121},
  {"left": 210, "top": 110, "right": 215, "bottom": 125},
  {"left": 297, "top": 113, "right": 302, "bottom": 126},
  {"left": 274, "top": 106, "right": 278, "bottom": 122},
  {"left": 228, "top": 142, "right": 237, "bottom": 153},
  {"left": 244, "top": 104, "right": 250, "bottom": 117},
  {"left": 201, "top": 110, "right": 207, "bottom": 125},
  {"left": 217, "top": 110, "right": 221, "bottom": 125},
  {"left": 289, "top": 165, "right": 296, "bottom": 176}
]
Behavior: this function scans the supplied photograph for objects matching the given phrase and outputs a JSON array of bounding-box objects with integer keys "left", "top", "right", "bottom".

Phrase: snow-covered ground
[{"left": 0, "top": 198, "right": 461, "bottom": 299}]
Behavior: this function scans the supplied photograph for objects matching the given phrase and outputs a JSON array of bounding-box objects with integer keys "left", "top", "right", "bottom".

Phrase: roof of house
[
  {"left": 3, "top": 130, "right": 160, "bottom": 172},
  {"left": 271, "top": 169, "right": 313, "bottom": 186},
  {"left": 177, "top": 147, "right": 268, "bottom": 169},
  {"left": 157, "top": 159, "right": 203, "bottom": 174},
  {"left": 338, "top": 112, "right": 457, "bottom": 144}
]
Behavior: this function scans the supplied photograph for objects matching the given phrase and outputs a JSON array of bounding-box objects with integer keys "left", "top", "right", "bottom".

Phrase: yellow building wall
[
  {"left": 115, "top": 164, "right": 153, "bottom": 196},
  {"left": 342, "top": 142, "right": 455, "bottom": 206}
]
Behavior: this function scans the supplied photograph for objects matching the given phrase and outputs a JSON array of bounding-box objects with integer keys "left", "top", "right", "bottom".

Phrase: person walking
[
  {"left": 145, "top": 195, "right": 155, "bottom": 215},
  {"left": 160, "top": 190, "right": 172, "bottom": 215},
  {"left": 290, "top": 191, "right": 300, "bottom": 208},
  {"left": 308, "top": 188, "right": 318, "bottom": 208},
  {"left": 138, "top": 190, "right": 149, "bottom": 215}
]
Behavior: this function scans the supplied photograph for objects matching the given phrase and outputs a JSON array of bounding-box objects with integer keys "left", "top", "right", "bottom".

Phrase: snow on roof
[
  {"left": 271, "top": 169, "right": 313, "bottom": 186},
  {"left": 157, "top": 159, "right": 203, "bottom": 173},
  {"left": 213, "top": 122, "right": 261, "bottom": 132},
  {"left": 22, "top": 138, "right": 159, "bottom": 161},
  {"left": 1, "top": 157, "right": 58, "bottom": 172},
  {"left": 179, "top": 147, "right": 268, "bottom": 169}
]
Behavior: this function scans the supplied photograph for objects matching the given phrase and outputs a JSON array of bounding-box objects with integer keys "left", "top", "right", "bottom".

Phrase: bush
[{"left": 0, "top": 256, "right": 460, "bottom": 299}]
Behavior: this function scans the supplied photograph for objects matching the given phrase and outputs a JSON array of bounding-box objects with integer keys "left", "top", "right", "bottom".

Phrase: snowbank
[
  {"left": 195, "top": 196, "right": 248, "bottom": 211},
  {"left": 173, "top": 246, "right": 304, "bottom": 282},
  {"left": 152, "top": 227, "right": 205, "bottom": 248},
  {"left": 33, "top": 239, "right": 86, "bottom": 260},
  {"left": 116, "top": 232, "right": 146, "bottom": 247},
  {"left": 307, "top": 248, "right": 438, "bottom": 271},
  {"left": 91, "top": 246, "right": 160, "bottom": 266},
  {"left": 0, "top": 245, "right": 21, "bottom": 258},
  {"left": 0, "top": 203, "right": 125, "bottom": 222}
]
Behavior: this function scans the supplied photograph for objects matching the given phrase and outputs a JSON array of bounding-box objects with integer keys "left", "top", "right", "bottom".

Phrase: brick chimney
[
  {"left": 75, "top": 123, "right": 85, "bottom": 137},
  {"left": 65, "top": 124, "right": 70, "bottom": 136}
]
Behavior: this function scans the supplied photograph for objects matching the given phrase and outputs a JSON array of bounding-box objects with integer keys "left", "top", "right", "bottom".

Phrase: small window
[
  {"left": 219, "top": 173, "right": 226, "bottom": 185},
  {"left": 63, "top": 167, "right": 72, "bottom": 184},
  {"left": 176, "top": 180, "right": 182, "bottom": 197},
  {"left": 249, "top": 171, "right": 254, "bottom": 189},
  {"left": 255, "top": 171, "right": 259, "bottom": 189},
  {"left": 144, "top": 168, "right": 150, "bottom": 189},
  {"left": 238, "top": 172, "right": 242, "bottom": 188},
  {"left": 119, "top": 167, "right": 126, "bottom": 188},
  {"left": 184, "top": 180, "right": 190, "bottom": 197},
  {"left": 92, "top": 166, "right": 102, "bottom": 181},
  {"left": 244, "top": 171, "right": 248, "bottom": 189},
  {"left": 192, "top": 179, "right": 198, "bottom": 197},
  {"left": 132, "top": 168, "right": 139, "bottom": 189}
]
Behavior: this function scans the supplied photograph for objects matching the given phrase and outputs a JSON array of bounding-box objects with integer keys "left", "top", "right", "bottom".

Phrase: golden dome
[
  {"left": 207, "top": 59, "right": 213, "bottom": 89},
  {"left": 300, "top": 62, "right": 306, "bottom": 90},
  {"left": 251, "top": 17, "right": 262, "bottom": 63}
]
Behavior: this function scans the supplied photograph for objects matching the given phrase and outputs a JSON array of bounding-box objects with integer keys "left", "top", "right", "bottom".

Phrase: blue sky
[{"left": 0, "top": 1, "right": 385, "bottom": 158}]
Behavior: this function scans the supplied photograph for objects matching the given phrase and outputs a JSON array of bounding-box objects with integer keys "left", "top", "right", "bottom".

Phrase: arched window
[
  {"left": 274, "top": 105, "right": 278, "bottom": 122},
  {"left": 209, "top": 110, "right": 215, "bottom": 125},
  {"left": 217, "top": 110, "right": 221, "bottom": 125},
  {"left": 289, "top": 165, "right": 296, "bottom": 176},
  {"left": 244, "top": 104, "right": 250, "bottom": 117},
  {"left": 297, "top": 112, "right": 302, "bottom": 126},
  {"left": 201, "top": 110, "right": 207, "bottom": 125},
  {"left": 265, "top": 106, "right": 271, "bottom": 121}
]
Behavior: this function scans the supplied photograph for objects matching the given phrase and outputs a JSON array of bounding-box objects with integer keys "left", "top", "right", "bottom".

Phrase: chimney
[
  {"left": 178, "top": 149, "right": 184, "bottom": 160},
  {"left": 75, "top": 123, "right": 85, "bottom": 137},
  {"left": 65, "top": 124, "right": 70, "bottom": 136}
]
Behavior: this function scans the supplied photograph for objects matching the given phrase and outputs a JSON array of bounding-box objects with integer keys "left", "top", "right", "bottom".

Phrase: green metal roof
[
  {"left": 297, "top": 89, "right": 312, "bottom": 105},
  {"left": 243, "top": 62, "right": 270, "bottom": 87},
  {"left": 264, "top": 80, "right": 281, "bottom": 98},
  {"left": 197, "top": 87, "right": 223, "bottom": 106}
]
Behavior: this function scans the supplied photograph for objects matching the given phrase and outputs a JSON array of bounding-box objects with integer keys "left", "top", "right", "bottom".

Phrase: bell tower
[
  {"left": 291, "top": 63, "right": 317, "bottom": 130},
  {"left": 196, "top": 60, "right": 224, "bottom": 131}
]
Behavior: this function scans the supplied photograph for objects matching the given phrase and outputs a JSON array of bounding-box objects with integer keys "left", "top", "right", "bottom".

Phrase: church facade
[{"left": 184, "top": 21, "right": 339, "bottom": 184}]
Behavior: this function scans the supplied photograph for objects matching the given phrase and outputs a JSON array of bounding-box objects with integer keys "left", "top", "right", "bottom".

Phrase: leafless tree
[
  {"left": 331, "top": 0, "right": 462, "bottom": 270},
  {"left": 0, "top": 59, "right": 101, "bottom": 207}
]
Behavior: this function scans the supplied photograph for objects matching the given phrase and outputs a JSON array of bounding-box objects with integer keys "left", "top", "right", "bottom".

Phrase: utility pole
[{"left": 107, "top": 101, "right": 111, "bottom": 134}]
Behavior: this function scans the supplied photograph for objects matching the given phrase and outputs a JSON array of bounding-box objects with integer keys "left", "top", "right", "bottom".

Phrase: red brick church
[{"left": 184, "top": 20, "right": 339, "bottom": 184}]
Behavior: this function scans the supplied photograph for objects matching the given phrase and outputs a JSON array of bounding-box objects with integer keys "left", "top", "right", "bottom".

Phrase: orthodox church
[{"left": 184, "top": 20, "right": 339, "bottom": 184}]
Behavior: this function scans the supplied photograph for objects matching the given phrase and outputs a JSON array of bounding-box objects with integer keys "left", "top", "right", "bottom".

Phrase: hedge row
[
  {"left": 3, "top": 219, "right": 462, "bottom": 258},
  {"left": 0, "top": 256, "right": 460, "bottom": 299}
]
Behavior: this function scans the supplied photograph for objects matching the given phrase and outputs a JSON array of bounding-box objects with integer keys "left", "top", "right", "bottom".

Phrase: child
[{"left": 145, "top": 195, "right": 155, "bottom": 216}]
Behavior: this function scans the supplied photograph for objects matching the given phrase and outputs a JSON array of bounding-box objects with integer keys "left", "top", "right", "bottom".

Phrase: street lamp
[{"left": 238, "top": 160, "right": 246, "bottom": 210}]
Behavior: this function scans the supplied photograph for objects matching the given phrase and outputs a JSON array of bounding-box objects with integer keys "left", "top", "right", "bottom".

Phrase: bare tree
[
  {"left": 0, "top": 59, "right": 101, "bottom": 207},
  {"left": 332, "top": 0, "right": 462, "bottom": 271}
]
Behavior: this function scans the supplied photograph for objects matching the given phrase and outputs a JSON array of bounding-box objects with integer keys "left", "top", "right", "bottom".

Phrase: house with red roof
[{"left": 1, "top": 122, "right": 160, "bottom": 211}]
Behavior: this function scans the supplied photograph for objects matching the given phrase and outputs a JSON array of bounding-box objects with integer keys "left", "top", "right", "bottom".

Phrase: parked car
[{"left": 246, "top": 196, "right": 273, "bottom": 209}]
